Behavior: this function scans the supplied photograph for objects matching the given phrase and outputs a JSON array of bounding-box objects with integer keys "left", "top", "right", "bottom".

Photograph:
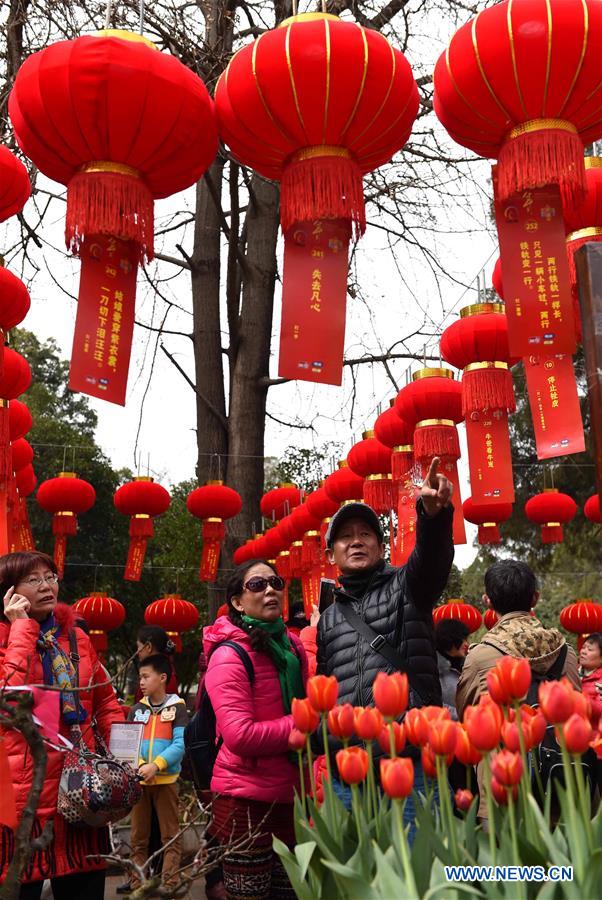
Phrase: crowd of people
[{"left": 1, "top": 457, "right": 600, "bottom": 899}]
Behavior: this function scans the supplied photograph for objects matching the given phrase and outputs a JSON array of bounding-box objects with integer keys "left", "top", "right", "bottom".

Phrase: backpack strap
[{"left": 215, "top": 640, "right": 255, "bottom": 684}]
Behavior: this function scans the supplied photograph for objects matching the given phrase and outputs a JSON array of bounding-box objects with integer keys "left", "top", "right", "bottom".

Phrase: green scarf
[{"left": 242, "top": 615, "right": 304, "bottom": 713}]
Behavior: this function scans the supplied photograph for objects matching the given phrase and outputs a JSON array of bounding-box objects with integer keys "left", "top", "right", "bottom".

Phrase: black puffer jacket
[{"left": 317, "top": 501, "right": 454, "bottom": 725}]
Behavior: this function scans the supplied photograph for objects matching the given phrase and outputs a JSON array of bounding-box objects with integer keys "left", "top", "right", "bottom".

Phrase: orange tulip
[
  {"left": 490, "top": 775, "right": 517, "bottom": 805},
  {"left": 538, "top": 678, "right": 576, "bottom": 724},
  {"left": 454, "top": 725, "right": 482, "bottom": 766},
  {"left": 380, "top": 757, "right": 414, "bottom": 798},
  {"left": 421, "top": 705, "right": 451, "bottom": 723},
  {"left": 378, "top": 722, "right": 406, "bottom": 755},
  {"left": 373, "top": 672, "right": 409, "bottom": 718},
  {"left": 288, "top": 728, "right": 306, "bottom": 752},
  {"left": 558, "top": 713, "right": 593, "bottom": 754},
  {"left": 307, "top": 675, "right": 339, "bottom": 712},
  {"left": 487, "top": 656, "right": 531, "bottom": 704},
  {"left": 404, "top": 708, "right": 430, "bottom": 746},
  {"left": 428, "top": 720, "right": 458, "bottom": 757},
  {"left": 354, "top": 706, "right": 383, "bottom": 741},
  {"left": 421, "top": 744, "right": 438, "bottom": 779},
  {"left": 292, "top": 697, "right": 320, "bottom": 734},
  {"left": 571, "top": 691, "right": 592, "bottom": 720},
  {"left": 327, "top": 704, "right": 356, "bottom": 740},
  {"left": 491, "top": 749, "right": 523, "bottom": 787},
  {"left": 464, "top": 697, "right": 503, "bottom": 752},
  {"left": 336, "top": 747, "right": 369, "bottom": 784},
  {"left": 454, "top": 788, "right": 473, "bottom": 812}
]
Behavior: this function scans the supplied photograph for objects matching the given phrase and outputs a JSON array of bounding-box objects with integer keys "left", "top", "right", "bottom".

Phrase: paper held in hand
[{"left": 110, "top": 722, "right": 144, "bottom": 764}]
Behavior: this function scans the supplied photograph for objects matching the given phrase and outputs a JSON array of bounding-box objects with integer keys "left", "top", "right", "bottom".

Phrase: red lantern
[
  {"left": 0, "top": 349, "right": 31, "bottom": 553},
  {"left": 73, "top": 592, "right": 125, "bottom": 654},
  {"left": 10, "top": 438, "right": 33, "bottom": 473},
  {"left": 433, "top": 599, "right": 483, "bottom": 634},
  {"left": 232, "top": 538, "right": 257, "bottom": 566},
  {"left": 374, "top": 403, "right": 415, "bottom": 484},
  {"left": 114, "top": 477, "right": 171, "bottom": 582},
  {"left": 145, "top": 595, "right": 199, "bottom": 653},
  {"left": 8, "top": 399, "right": 32, "bottom": 441},
  {"left": 559, "top": 599, "right": 602, "bottom": 636},
  {"left": 0, "top": 266, "right": 30, "bottom": 378},
  {"left": 215, "top": 13, "right": 418, "bottom": 385},
  {"left": 492, "top": 258, "right": 504, "bottom": 299},
  {"left": 10, "top": 30, "right": 217, "bottom": 404},
  {"left": 15, "top": 463, "right": 36, "bottom": 496},
  {"left": 0, "top": 145, "right": 30, "bottom": 222},
  {"left": 347, "top": 430, "right": 395, "bottom": 513},
  {"left": 484, "top": 608, "right": 500, "bottom": 630},
  {"left": 36, "top": 472, "right": 96, "bottom": 576},
  {"left": 324, "top": 459, "right": 364, "bottom": 505},
  {"left": 433, "top": 0, "right": 602, "bottom": 205},
  {"left": 306, "top": 485, "right": 339, "bottom": 547},
  {"left": 525, "top": 489, "right": 577, "bottom": 543},
  {"left": 564, "top": 156, "right": 602, "bottom": 282},
  {"left": 260, "top": 483, "right": 303, "bottom": 521},
  {"left": 584, "top": 494, "right": 601, "bottom": 524},
  {"left": 462, "top": 497, "right": 513, "bottom": 545},
  {"left": 187, "top": 481, "right": 243, "bottom": 582},
  {"left": 440, "top": 302, "right": 516, "bottom": 505}
]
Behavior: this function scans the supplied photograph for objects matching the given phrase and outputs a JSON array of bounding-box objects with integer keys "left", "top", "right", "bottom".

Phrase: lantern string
[
  {"left": 104, "top": 0, "right": 112, "bottom": 28},
  {"left": 139, "top": 0, "right": 145, "bottom": 34}
]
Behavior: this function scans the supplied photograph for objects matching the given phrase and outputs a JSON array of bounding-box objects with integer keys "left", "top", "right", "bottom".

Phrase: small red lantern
[
  {"left": 11, "top": 438, "right": 33, "bottom": 473},
  {"left": 0, "top": 145, "right": 30, "bottom": 222},
  {"left": 145, "top": 594, "right": 199, "bottom": 653},
  {"left": 15, "top": 463, "right": 36, "bottom": 496},
  {"left": 73, "top": 592, "right": 125, "bottom": 654},
  {"left": 9, "top": 399, "right": 32, "bottom": 441},
  {"left": 374, "top": 403, "right": 415, "bottom": 485},
  {"left": 0, "top": 349, "right": 31, "bottom": 554},
  {"left": 36, "top": 472, "right": 96, "bottom": 576},
  {"left": 433, "top": 0, "right": 602, "bottom": 205},
  {"left": 0, "top": 266, "right": 31, "bottom": 377},
  {"left": 260, "top": 483, "right": 303, "bottom": 521},
  {"left": 584, "top": 494, "right": 601, "bottom": 524},
  {"left": 564, "top": 157, "right": 602, "bottom": 284},
  {"left": 483, "top": 608, "right": 499, "bottom": 631},
  {"left": 433, "top": 599, "right": 482, "bottom": 634},
  {"left": 559, "top": 599, "right": 602, "bottom": 636},
  {"left": 324, "top": 459, "right": 364, "bottom": 505},
  {"left": 305, "top": 485, "right": 339, "bottom": 546},
  {"left": 114, "top": 476, "right": 171, "bottom": 582},
  {"left": 525, "top": 489, "right": 577, "bottom": 543},
  {"left": 347, "top": 430, "right": 395, "bottom": 513},
  {"left": 462, "top": 497, "right": 513, "bottom": 545},
  {"left": 187, "top": 481, "right": 243, "bottom": 581}
]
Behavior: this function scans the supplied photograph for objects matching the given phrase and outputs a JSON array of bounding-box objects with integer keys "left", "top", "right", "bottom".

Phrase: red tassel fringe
[
  {"left": 478, "top": 523, "right": 501, "bottom": 545},
  {"left": 414, "top": 424, "right": 460, "bottom": 463},
  {"left": 0, "top": 404, "right": 10, "bottom": 490},
  {"left": 290, "top": 543, "right": 304, "bottom": 578},
  {"left": 202, "top": 520, "right": 226, "bottom": 543},
  {"left": 52, "top": 513, "right": 77, "bottom": 538},
  {"left": 66, "top": 171, "right": 154, "bottom": 262},
  {"left": 497, "top": 127, "right": 586, "bottom": 207},
  {"left": 542, "top": 524, "right": 564, "bottom": 544},
  {"left": 130, "top": 516, "right": 155, "bottom": 539},
  {"left": 391, "top": 450, "right": 413, "bottom": 484},
  {"left": 0, "top": 331, "right": 4, "bottom": 382},
  {"left": 54, "top": 535, "right": 67, "bottom": 579},
  {"left": 90, "top": 631, "right": 108, "bottom": 653},
  {"left": 363, "top": 478, "right": 397, "bottom": 514},
  {"left": 280, "top": 154, "right": 366, "bottom": 238},
  {"left": 462, "top": 368, "right": 516, "bottom": 415},
  {"left": 302, "top": 533, "right": 321, "bottom": 569}
]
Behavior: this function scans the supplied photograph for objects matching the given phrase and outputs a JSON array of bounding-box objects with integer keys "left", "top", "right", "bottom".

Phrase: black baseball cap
[{"left": 325, "top": 502, "right": 384, "bottom": 549}]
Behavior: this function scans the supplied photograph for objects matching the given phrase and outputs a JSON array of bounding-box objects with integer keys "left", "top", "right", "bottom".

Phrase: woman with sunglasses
[
  {"left": 0, "top": 551, "right": 124, "bottom": 899},
  {"left": 204, "top": 559, "right": 308, "bottom": 900}
]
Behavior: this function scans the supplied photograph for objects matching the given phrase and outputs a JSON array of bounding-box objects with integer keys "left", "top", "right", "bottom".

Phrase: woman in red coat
[{"left": 0, "top": 551, "right": 124, "bottom": 900}]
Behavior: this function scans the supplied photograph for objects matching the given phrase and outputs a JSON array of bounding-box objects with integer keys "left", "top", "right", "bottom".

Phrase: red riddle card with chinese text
[
  {"left": 465, "top": 410, "right": 515, "bottom": 505},
  {"left": 523, "top": 354, "right": 585, "bottom": 459},
  {"left": 69, "top": 235, "right": 137, "bottom": 406},
  {"left": 278, "top": 219, "right": 350, "bottom": 385},
  {"left": 494, "top": 177, "right": 576, "bottom": 358}
]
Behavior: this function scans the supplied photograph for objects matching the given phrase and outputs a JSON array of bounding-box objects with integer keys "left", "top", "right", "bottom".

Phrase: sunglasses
[{"left": 244, "top": 575, "right": 285, "bottom": 593}]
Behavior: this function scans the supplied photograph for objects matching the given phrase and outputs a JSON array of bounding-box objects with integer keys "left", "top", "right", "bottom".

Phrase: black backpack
[{"left": 184, "top": 640, "right": 254, "bottom": 792}]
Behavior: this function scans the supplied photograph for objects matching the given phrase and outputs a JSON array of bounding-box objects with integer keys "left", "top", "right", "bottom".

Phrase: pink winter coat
[{"left": 203, "top": 616, "right": 308, "bottom": 804}]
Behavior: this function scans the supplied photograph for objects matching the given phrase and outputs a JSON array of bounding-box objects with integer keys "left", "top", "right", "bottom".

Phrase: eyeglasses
[
  {"left": 244, "top": 575, "right": 285, "bottom": 593},
  {"left": 19, "top": 574, "right": 60, "bottom": 588}
]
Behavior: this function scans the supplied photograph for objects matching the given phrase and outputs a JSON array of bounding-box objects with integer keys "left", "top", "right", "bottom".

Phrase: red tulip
[
  {"left": 501, "top": 720, "right": 521, "bottom": 754},
  {"left": 491, "top": 750, "right": 523, "bottom": 787},
  {"left": 487, "top": 656, "right": 531, "bottom": 704},
  {"left": 328, "top": 704, "right": 355, "bottom": 740},
  {"left": 571, "top": 691, "right": 591, "bottom": 720},
  {"left": 428, "top": 720, "right": 458, "bottom": 757},
  {"left": 455, "top": 725, "right": 483, "bottom": 766},
  {"left": 336, "top": 747, "right": 369, "bottom": 784},
  {"left": 490, "top": 776, "right": 517, "bottom": 805},
  {"left": 422, "top": 705, "right": 451, "bottom": 723},
  {"left": 292, "top": 697, "right": 320, "bottom": 734},
  {"left": 464, "top": 697, "right": 503, "bottom": 752},
  {"left": 404, "top": 708, "right": 430, "bottom": 746},
  {"left": 354, "top": 706, "right": 384, "bottom": 741},
  {"left": 590, "top": 733, "right": 602, "bottom": 759},
  {"left": 558, "top": 713, "right": 593, "bottom": 754},
  {"left": 538, "top": 679, "right": 576, "bottom": 724},
  {"left": 373, "top": 672, "right": 409, "bottom": 718},
  {"left": 288, "top": 728, "right": 306, "bottom": 752},
  {"left": 454, "top": 789, "right": 474, "bottom": 812},
  {"left": 487, "top": 669, "right": 513, "bottom": 706},
  {"left": 378, "top": 722, "right": 406, "bottom": 755},
  {"left": 421, "top": 744, "right": 438, "bottom": 779},
  {"left": 307, "top": 675, "right": 339, "bottom": 712},
  {"left": 527, "top": 711, "right": 547, "bottom": 748},
  {"left": 380, "top": 757, "right": 414, "bottom": 799}
]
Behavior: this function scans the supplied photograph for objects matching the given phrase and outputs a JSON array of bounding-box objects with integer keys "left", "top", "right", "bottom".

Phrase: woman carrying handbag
[{"left": 0, "top": 551, "right": 125, "bottom": 900}]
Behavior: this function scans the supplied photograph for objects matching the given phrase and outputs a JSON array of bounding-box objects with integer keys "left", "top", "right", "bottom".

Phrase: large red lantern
[
  {"left": 440, "top": 302, "right": 516, "bottom": 505},
  {"left": 145, "top": 595, "right": 199, "bottom": 653},
  {"left": 187, "top": 481, "right": 243, "bottom": 582},
  {"left": 260, "top": 483, "right": 303, "bottom": 521},
  {"left": 433, "top": 599, "right": 482, "bottom": 634},
  {"left": 433, "top": 0, "right": 602, "bottom": 204},
  {"left": 0, "top": 146, "right": 30, "bottom": 222},
  {"left": 73, "top": 592, "right": 125, "bottom": 654},
  {"left": 36, "top": 472, "right": 96, "bottom": 576},
  {"left": 10, "top": 30, "right": 217, "bottom": 406},
  {"left": 114, "top": 477, "right": 171, "bottom": 582},
  {"left": 324, "top": 459, "right": 364, "bottom": 505},
  {"left": 525, "top": 488, "right": 577, "bottom": 543},
  {"left": 347, "top": 430, "right": 395, "bottom": 513},
  {"left": 584, "top": 494, "right": 601, "bottom": 524},
  {"left": 462, "top": 497, "right": 513, "bottom": 545},
  {"left": 215, "top": 12, "right": 418, "bottom": 386},
  {"left": 559, "top": 599, "right": 602, "bottom": 636}
]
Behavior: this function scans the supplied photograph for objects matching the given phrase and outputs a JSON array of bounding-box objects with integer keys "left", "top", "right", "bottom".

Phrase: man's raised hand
[{"left": 420, "top": 457, "right": 453, "bottom": 517}]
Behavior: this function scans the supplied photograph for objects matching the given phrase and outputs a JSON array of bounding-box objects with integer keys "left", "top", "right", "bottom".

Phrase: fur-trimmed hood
[{"left": 0, "top": 601, "right": 79, "bottom": 635}]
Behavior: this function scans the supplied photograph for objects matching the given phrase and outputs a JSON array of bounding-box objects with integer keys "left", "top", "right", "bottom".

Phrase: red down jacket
[
  {"left": 0, "top": 603, "right": 124, "bottom": 884},
  {"left": 203, "top": 616, "right": 308, "bottom": 804}
]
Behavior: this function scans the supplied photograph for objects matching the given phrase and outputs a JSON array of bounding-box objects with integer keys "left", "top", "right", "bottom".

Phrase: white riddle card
[{"left": 109, "top": 722, "right": 144, "bottom": 764}]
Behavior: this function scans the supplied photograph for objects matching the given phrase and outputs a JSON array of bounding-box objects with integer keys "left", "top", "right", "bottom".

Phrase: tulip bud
[
  {"left": 373, "top": 671, "right": 409, "bottom": 718},
  {"left": 464, "top": 697, "right": 503, "bottom": 752},
  {"left": 558, "top": 713, "right": 593, "bottom": 755},
  {"left": 288, "top": 728, "right": 306, "bottom": 752},
  {"left": 490, "top": 776, "right": 517, "bottom": 805},
  {"left": 501, "top": 720, "right": 521, "bottom": 754},
  {"left": 404, "top": 708, "right": 430, "bottom": 746},
  {"left": 454, "top": 725, "right": 482, "bottom": 766},
  {"left": 292, "top": 697, "right": 320, "bottom": 734},
  {"left": 336, "top": 747, "right": 369, "bottom": 784},
  {"left": 538, "top": 679, "right": 576, "bottom": 724},
  {"left": 307, "top": 674, "right": 339, "bottom": 712},
  {"left": 378, "top": 722, "right": 406, "bottom": 755},
  {"left": 327, "top": 703, "right": 356, "bottom": 740},
  {"left": 491, "top": 749, "right": 523, "bottom": 787},
  {"left": 428, "top": 720, "right": 458, "bottom": 757},
  {"left": 353, "top": 706, "right": 383, "bottom": 741},
  {"left": 380, "top": 757, "right": 414, "bottom": 798},
  {"left": 454, "top": 788, "right": 473, "bottom": 812}
]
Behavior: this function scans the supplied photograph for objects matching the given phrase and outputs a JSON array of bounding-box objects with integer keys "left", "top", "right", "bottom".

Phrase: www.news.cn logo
[{"left": 445, "top": 866, "right": 573, "bottom": 883}]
